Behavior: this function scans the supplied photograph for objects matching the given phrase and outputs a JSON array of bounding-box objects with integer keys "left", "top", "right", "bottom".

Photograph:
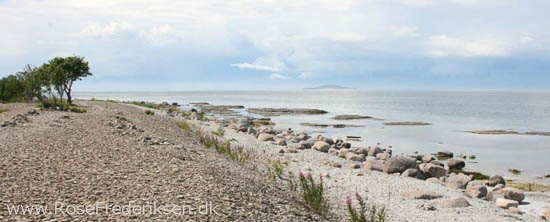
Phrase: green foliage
[
  {"left": 196, "top": 130, "right": 250, "bottom": 164},
  {"left": 46, "top": 56, "right": 92, "bottom": 104},
  {"left": 296, "top": 172, "right": 329, "bottom": 215},
  {"left": 0, "top": 109, "right": 8, "bottom": 113},
  {"left": 0, "top": 74, "right": 24, "bottom": 103},
  {"left": 176, "top": 121, "right": 191, "bottom": 131},
  {"left": 213, "top": 126, "right": 225, "bottom": 137},
  {"left": 448, "top": 168, "right": 489, "bottom": 180},
  {"left": 126, "top": 101, "right": 161, "bottom": 109},
  {"left": 145, "top": 110, "right": 155, "bottom": 115},
  {"left": 347, "top": 193, "right": 386, "bottom": 222},
  {"left": 39, "top": 100, "right": 86, "bottom": 113},
  {"left": 271, "top": 160, "right": 284, "bottom": 179},
  {"left": 197, "top": 111, "right": 205, "bottom": 120}
]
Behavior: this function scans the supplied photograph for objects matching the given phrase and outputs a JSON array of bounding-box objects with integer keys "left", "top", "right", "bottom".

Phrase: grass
[
  {"left": 271, "top": 160, "right": 284, "bottom": 179},
  {"left": 293, "top": 172, "right": 330, "bottom": 215},
  {"left": 448, "top": 168, "right": 490, "bottom": 180},
  {"left": 347, "top": 193, "right": 386, "bottom": 222},
  {"left": 145, "top": 110, "right": 155, "bottom": 115},
  {"left": 90, "top": 98, "right": 119, "bottom": 103},
  {"left": 125, "top": 101, "right": 161, "bottom": 109},
  {"left": 195, "top": 130, "right": 250, "bottom": 164},
  {"left": 212, "top": 126, "right": 225, "bottom": 137},
  {"left": 40, "top": 100, "right": 87, "bottom": 113},
  {"left": 197, "top": 111, "right": 205, "bottom": 120},
  {"left": 176, "top": 121, "right": 191, "bottom": 131},
  {"left": 0, "top": 109, "right": 8, "bottom": 114}
]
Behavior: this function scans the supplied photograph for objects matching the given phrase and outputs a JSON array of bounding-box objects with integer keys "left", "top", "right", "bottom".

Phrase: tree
[
  {"left": 47, "top": 56, "right": 92, "bottom": 104},
  {"left": 0, "top": 74, "right": 24, "bottom": 103}
]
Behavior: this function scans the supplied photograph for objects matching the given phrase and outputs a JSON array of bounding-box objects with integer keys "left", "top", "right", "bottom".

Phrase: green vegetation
[
  {"left": 126, "top": 101, "right": 161, "bottom": 109},
  {"left": 145, "top": 110, "right": 155, "bottom": 115},
  {"left": 176, "top": 121, "right": 191, "bottom": 131},
  {"left": 90, "top": 98, "right": 119, "bottom": 103},
  {"left": 507, "top": 181, "right": 550, "bottom": 192},
  {"left": 0, "top": 56, "right": 91, "bottom": 109},
  {"left": 347, "top": 193, "right": 386, "bottom": 222},
  {"left": 196, "top": 130, "right": 250, "bottom": 164},
  {"left": 213, "top": 126, "right": 225, "bottom": 137},
  {"left": 197, "top": 111, "right": 205, "bottom": 120},
  {"left": 0, "top": 109, "right": 8, "bottom": 113},
  {"left": 271, "top": 160, "right": 284, "bottom": 179},
  {"left": 448, "top": 168, "right": 489, "bottom": 180},
  {"left": 508, "top": 168, "right": 522, "bottom": 175},
  {"left": 295, "top": 172, "right": 329, "bottom": 215}
]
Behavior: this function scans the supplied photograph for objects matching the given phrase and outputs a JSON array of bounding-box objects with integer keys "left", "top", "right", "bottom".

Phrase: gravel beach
[{"left": 0, "top": 101, "right": 326, "bottom": 221}]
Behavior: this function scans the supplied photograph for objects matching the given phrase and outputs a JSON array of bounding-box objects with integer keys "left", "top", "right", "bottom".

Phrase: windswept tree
[{"left": 47, "top": 56, "right": 92, "bottom": 104}]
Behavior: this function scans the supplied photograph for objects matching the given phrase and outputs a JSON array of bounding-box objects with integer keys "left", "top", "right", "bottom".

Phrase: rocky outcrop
[
  {"left": 332, "top": 115, "right": 373, "bottom": 120},
  {"left": 247, "top": 108, "right": 328, "bottom": 116}
]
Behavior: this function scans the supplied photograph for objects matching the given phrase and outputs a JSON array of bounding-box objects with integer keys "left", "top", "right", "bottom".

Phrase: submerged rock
[{"left": 332, "top": 115, "right": 373, "bottom": 120}]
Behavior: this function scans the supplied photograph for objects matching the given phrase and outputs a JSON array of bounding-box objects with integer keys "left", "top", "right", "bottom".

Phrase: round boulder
[
  {"left": 383, "top": 157, "right": 418, "bottom": 174},
  {"left": 313, "top": 141, "right": 330, "bottom": 152},
  {"left": 447, "top": 159, "right": 465, "bottom": 170},
  {"left": 257, "top": 133, "right": 275, "bottom": 142}
]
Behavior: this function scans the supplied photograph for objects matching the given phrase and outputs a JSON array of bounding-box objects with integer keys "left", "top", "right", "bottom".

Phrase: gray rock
[
  {"left": 420, "top": 163, "right": 447, "bottom": 178},
  {"left": 465, "top": 185, "right": 488, "bottom": 199},
  {"left": 437, "top": 197, "right": 470, "bottom": 208},
  {"left": 495, "top": 198, "right": 518, "bottom": 209},
  {"left": 401, "top": 169, "right": 426, "bottom": 180},
  {"left": 364, "top": 159, "right": 385, "bottom": 172},
  {"left": 503, "top": 187, "right": 525, "bottom": 202},
  {"left": 376, "top": 152, "right": 391, "bottom": 161},
  {"left": 430, "top": 160, "right": 444, "bottom": 167},
  {"left": 338, "top": 149, "right": 351, "bottom": 158},
  {"left": 342, "top": 142, "right": 351, "bottom": 148},
  {"left": 313, "top": 141, "right": 330, "bottom": 152},
  {"left": 486, "top": 175, "right": 506, "bottom": 186},
  {"left": 447, "top": 158, "right": 465, "bottom": 170},
  {"left": 320, "top": 137, "right": 334, "bottom": 145},
  {"left": 275, "top": 139, "right": 287, "bottom": 146},
  {"left": 446, "top": 174, "right": 473, "bottom": 189},
  {"left": 257, "top": 133, "right": 275, "bottom": 142},
  {"left": 436, "top": 151, "right": 453, "bottom": 158},
  {"left": 346, "top": 152, "right": 366, "bottom": 162},
  {"left": 368, "top": 146, "right": 383, "bottom": 157},
  {"left": 383, "top": 157, "right": 418, "bottom": 174},
  {"left": 328, "top": 148, "right": 339, "bottom": 155},
  {"left": 422, "top": 155, "right": 434, "bottom": 163}
]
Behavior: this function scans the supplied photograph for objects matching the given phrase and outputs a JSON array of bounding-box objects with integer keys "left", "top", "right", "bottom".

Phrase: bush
[
  {"left": 126, "top": 101, "right": 161, "bottom": 109},
  {"left": 296, "top": 172, "right": 329, "bottom": 215},
  {"left": 271, "top": 160, "right": 284, "bottom": 179},
  {"left": 347, "top": 193, "right": 386, "bottom": 222},
  {"left": 145, "top": 110, "right": 155, "bottom": 115},
  {"left": 0, "top": 109, "right": 8, "bottom": 114},
  {"left": 39, "top": 100, "right": 86, "bottom": 113},
  {"left": 213, "top": 126, "right": 225, "bottom": 137},
  {"left": 176, "top": 121, "right": 191, "bottom": 131}
]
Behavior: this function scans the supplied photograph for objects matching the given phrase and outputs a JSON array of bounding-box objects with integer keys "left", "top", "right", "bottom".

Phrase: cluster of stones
[
  {"left": 1, "top": 109, "right": 39, "bottom": 127},
  {"left": 139, "top": 136, "right": 172, "bottom": 146},
  {"left": 105, "top": 114, "right": 143, "bottom": 136}
]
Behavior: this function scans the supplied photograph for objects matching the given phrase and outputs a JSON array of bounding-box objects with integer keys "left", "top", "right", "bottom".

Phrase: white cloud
[
  {"left": 386, "top": 26, "right": 419, "bottom": 37},
  {"left": 520, "top": 33, "right": 534, "bottom": 44},
  {"left": 140, "top": 25, "right": 182, "bottom": 45},
  {"left": 269, "top": 73, "right": 288, "bottom": 80},
  {"left": 427, "top": 35, "right": 510, "bottom": 57},
  {"left": 399, "top": 0, "right": 433, "bottom": 6},
  {"left": 231, "top": 57, "right": 287, "bottom": 71},
  {"left": 81, "top": 22, "right": 132, "bottom": 38}
]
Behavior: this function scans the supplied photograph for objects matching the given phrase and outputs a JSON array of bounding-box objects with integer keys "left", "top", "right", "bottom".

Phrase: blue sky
[{"left": 1, "top": 0, "right": 549, "bottom": 91}]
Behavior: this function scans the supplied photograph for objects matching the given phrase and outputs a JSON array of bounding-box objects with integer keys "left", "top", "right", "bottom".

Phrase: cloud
[
  {"left": 231, "top": 57, "right": 286, "bottom": 71},
  {"left": 298, "top": 72, "right": 312, "bottom": 79},
  {"left": 520, "top": 33, "right": 534, "bottom": 44},
  {"left": 269, "top": 73, "right": 288, "bottom": 80},
  {"left": 427, "top": 35, "right": 510, "bottom": 57},
  {"left": 386, "top": 26, "right": 419, "bottom": 37},
  {"left": 81, "top": 22, "right": 132, "bottom": 38},
  {"left": 399, "top": 0, "right": 433, "bottom": 6}
]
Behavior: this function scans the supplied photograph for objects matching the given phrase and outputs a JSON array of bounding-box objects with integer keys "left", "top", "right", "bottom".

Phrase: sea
[{"left": 74, "top": 90, "right": 550, "bottom": 182}]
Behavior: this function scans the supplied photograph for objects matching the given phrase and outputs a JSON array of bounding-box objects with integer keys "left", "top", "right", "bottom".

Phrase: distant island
[{"left": 304, "top": 84, "right": 353, "bottom": 90}]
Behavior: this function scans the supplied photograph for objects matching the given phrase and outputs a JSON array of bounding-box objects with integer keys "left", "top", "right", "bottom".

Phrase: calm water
[{"left": 74, "top": 90, "right": 550, "bottom": 181}]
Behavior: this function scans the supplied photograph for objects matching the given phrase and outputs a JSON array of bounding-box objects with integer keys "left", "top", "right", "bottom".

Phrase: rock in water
[
  {"left": 486, "top": 175, "right": 506, "bottom": 186},
  {"left": 437, "top": 151, "right": 453, "bottom": 158},
  {"left": 495, "top": 198, "right": 518, "bottom": 209},
  {"left": 383, "top": 157, "right": 418, "bottom": 174},
  {"left": 437, "top": 197, "right": 470, "bottom": 208},
  {"left": 465, "top": 185, "right": 488, "bottom": 199},
  {"left": 313, "top": 141, "right": 330, "bottom": 152},
  {"left": 257, "top": 133, "right": 275, "bottom": 142},
  {"left": 447, "top": 158, "right": 465, "bottom": 170},
  {"left": 503, "top": 187, "right": 525, "bottom": 202}
]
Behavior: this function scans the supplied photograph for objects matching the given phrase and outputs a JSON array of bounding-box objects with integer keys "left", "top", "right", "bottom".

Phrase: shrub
[
  {"left": 145, "top": 110, "right": 155, "bottom": 115},
  {"left": 347, "top": 193, "right": 386, "bottom": 222},
  {"left": 0, "top": 109, "right": 8, "bottom": 113},
  {"left": 195, "top": 130, "right": 250, "bottom": 164},
  {"left": 213, "top": 126, "right": 225, "bottom": 137},
  {"left": 68, "top": 106, "right": 87, "bottom": 113},
  {"left": 197, "top": 111, "right": 205, "bottom": 120},
  {"left": 176, "top": 121, "right": 191, "bottom": 131},
  {"left": 271, "top": 160, "right": 284, "bottom": 179},
  {"left": 297, "top": 172, "right": 329, "bottom": 215}
]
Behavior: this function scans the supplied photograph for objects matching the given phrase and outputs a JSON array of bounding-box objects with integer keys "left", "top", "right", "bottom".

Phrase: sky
[{"left": 1, "top": 0, "right": 549, "bottom": 91}]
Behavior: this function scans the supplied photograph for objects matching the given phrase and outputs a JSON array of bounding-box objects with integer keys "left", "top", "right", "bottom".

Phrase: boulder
[
  {"left": 296, "top": 133, "right": 311, "bottom": 141},
  {"left": 320, "top": 137, "right": 334, "bottom": 145},
  {"left": 328, "top": 148, "right": 339, "bottom": 155},
  {"left": 446, "top": 174, "right": 473, "bottom": 189},
  {"left": 437, "top": 197, "right": 470, "bottom": 208},
  {"left": 313, "top": 141, "right": 330, "bottom": 152},
  {"left": 364, "top": 159, "right": 385, "bottom": 172},
  {"left": 247, "top": 126, "right": 257, "bottom": 135},
  {"left": 495, "top": 198, "right": 518, "bottom": 209},
  {"left": 465, "top": 185, "right": 488, "bottom": 199},
  {"left": 299, "top": 139, "right": 315, "bottom": 149},
  {"left": 447, "top": 159, "right": 465, "bottom": 170},
  {"left": 430, "top": 160, "right": 444, "bottom": 167},
  {"left": 257, "top": 133, "right": 275, "bottom": 142},
  {"left": 402, "top": 190, "right": 442, "bottom": 200},
  {"left": 368, "top": 147, "right": 383, "bottom": 157},
  {"left": 486, "top": 175, "right": 506, "bottom": 186},
  {"left": 420, "top": 163, "right": 447, "bottom": 178},
  {"left": 422, "top": 155, "right": 434, "bottom": 163},
  {"left": 342, "top": 142, "right": 351, "bottom": 148},
  {"left": 401, "top": 169, "right": 426, "bottom": 180},
  {"left": 503, "top": 187, "right": 525, "bottom": 202},
  {"left": 346, "top": 153, "right": 366, "bottom": 162},
  {"left": 275, "top": 139, "right": 287, "bottom": 146},
  {"left": 509, "top": 207, "right": 521, "bottom": 214},
  {"left": 376, "top": 152, "right": 391, "bottom": 161},
  {"left": 338, "top": 149, "right": 351, "bottom": 158},
  {"left": 383, "top": 157, "right": 418, "bottom": 174}
]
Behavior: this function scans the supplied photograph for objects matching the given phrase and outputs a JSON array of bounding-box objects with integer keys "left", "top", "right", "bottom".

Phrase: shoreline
[{"left": 125, "top": 100, "right": 549, "bottom": 221}]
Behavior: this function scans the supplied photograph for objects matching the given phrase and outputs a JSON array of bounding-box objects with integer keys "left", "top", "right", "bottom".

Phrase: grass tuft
[
  {"left": 145, "top": 110, "right": 155, "bottom": 115},
  {"left": 213, "top": 126, "right": 225, "bottom": 137},
  {"left": 271, "top": 160, "right": 284, "bottom": 179},
  {"left": 176, "top": 121, "right": 191, "bottom": 131},
  {"left": 0, "top": 109, "right": 9, "bottom": 114},
  {"left": 347, "top": 193, "right": 386, "bottom": 222},
  {"left": 295, "top": 172, "right": 329, "bottom": 215},
  {"left": 195, "top": 130, "right": 250, "bottom": 164}
]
